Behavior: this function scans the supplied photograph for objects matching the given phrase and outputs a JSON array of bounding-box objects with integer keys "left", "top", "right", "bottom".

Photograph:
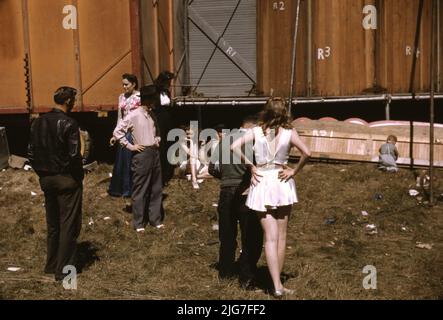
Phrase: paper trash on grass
[
  {"left": 7, "top": 267, "right": 22, "bottom": 272},
  {"left": 409, "top": 189, "right": 420, "bottom": 197},
  {"left": 31, "top": 191, "right": 37, "bottom": 196},
  {"left": 361, "top": 211, "right": 369, "bottom": 216},
  {"left": 212, "top": 224, "right": 219, "bottom": 231},
  {"left": 365, "top": 224, "right": 378, "bottom": 235},
  {"left": 212, "top": 203, "right": 218, "bottom": 207},
  {"left": 416, "top": 242, "right": 433, "bottom": 250},
  {"left": 103, "top": 217, "right": 111, "bottom": 221}
]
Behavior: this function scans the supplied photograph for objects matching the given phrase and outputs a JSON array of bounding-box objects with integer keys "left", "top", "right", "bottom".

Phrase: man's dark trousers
[
  {"left": 218, "top": 187, "right": 263, "bottom": 282},
  {"left": 131, "top": 147, "right": 163, "bottom": 228},
  {"left": 39, "top": 174, "right": 82, "bottom": 281}
]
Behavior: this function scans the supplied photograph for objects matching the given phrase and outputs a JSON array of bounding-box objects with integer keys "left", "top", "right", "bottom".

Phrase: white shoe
[{"left": 192, "top": 181, "right": 200, "bottom": 189}]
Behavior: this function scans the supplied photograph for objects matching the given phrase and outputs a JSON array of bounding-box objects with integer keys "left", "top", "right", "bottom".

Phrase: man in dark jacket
[
  {"left": 28, "top": 86, "right": 83, "bottom": 281},
  {"left": 209, "top": 116, "right": 263, "bottom": 289}
]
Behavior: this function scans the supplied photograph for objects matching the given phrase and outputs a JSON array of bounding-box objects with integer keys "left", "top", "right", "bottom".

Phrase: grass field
[{"left": 0, "top": 162, "right": 442, "bottom": 300}]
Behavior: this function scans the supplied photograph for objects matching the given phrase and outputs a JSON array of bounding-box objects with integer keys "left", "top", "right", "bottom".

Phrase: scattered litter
[
  {"left": 324, "top": 217, "right": 336, "bottom": 225},
  {"left": 374, "top": 193, "right": 383, "bottom": 200},
  {"left": 212, "top": 224, "right": 219, "bottom": 231},
  {"left": 124, "top": 220, "right": 130, "bottom": 226},
  {"left": 361, "top": 211, "right": 369, "bottom": 216},
  {"left": 365, "top": 224, "right": 378, "bottom": 235},
  {"left": 385, "top": 253, "right": 390, "bottom": 256},
  {"left": 416, "top": 242, "right": 433, "bottom": 250},
  {"left": 409, "top": 189, "right": 419, "bottom": 197},
  {"left": 340, "top": 169, "right": 346, "bottom": 172},
  {"left": 212, "top": 203, "right": 218, "bottom": 207},
  {"left": 401, "top": 227, "right": 407, "bottom": 231},
  {"left": 31, "top": 191, "right": 37, "bottom": 196},
  {"left": 23, "top": 165, "right": 32, "bottom": 171},
  {"left": 287, "top": 246, "right": 292, "bottom": 249},
  {"left": 7, "top": 267, "right": 22, "bottom": 272},
  {"left": 109, "top": 173, "right": 113, "bottom": 178},
  {"left": 88, "top": 218, "right": 94, "bottom": 226},
  {"left": 351, "top": 222, "right": 356, "bottom": 226},
  {"left": 326, "top": 241, "right": 335, "bottom": 247},
  {"left": 103, "top": 217, "right": 111, "bottom": 221}
]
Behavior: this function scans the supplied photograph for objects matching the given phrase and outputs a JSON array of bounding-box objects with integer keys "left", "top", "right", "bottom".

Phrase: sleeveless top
[{"left": 252, "top": 126, "right": 292, "bottom": 167}]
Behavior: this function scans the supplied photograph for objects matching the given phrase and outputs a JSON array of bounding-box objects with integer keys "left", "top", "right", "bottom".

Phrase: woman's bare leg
[
  {"left": 260, "top": 211, "right": 283, "bottom": 292},
  {"left": 276, "top": 206, "right": 291, "bottom": 274}
]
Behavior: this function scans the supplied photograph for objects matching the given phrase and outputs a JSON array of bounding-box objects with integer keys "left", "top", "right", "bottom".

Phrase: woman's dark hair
[
  {"left": 258, "top": 98, "right": 293, "bottom": 133},
  {"left": 54, "top": 86, "right": 77, "bottom": 105},
  {"left": 122, "top": 73, "right": 139, "bottom": 90}
]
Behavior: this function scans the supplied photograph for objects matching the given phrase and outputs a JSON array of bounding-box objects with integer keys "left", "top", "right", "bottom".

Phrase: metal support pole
[
  {"left": 183, "top": 0, "right": 191, "bottom": 95},
  {"left": 385, "top": 95, "right": 391, "bottom": 120},
  {"left": 408, "top": 0, "right": 424, "bottom": 95},
  {"left": 409, "top": 0, "right": 424, "bottom": 170},
  {"left": 21, "top": 0, "right": 34, "bottom": 114},
  {"left": 429, "top": 0, "right": 437, "bottom": 206},
  {"left": 72, "top": 0, "right": 83, "bottom": 111},
  {"left": 289, "top": 0, "right": 301, "bottom": 114},
  {"left": 437, "top": 0, "right": 441, "bottom": 92},
  {"left": 307, "top": 0, "right": 312, "bottom": 97}
]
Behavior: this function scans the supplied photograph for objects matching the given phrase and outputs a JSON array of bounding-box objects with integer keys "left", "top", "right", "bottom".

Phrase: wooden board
[{"left": 291, "top": 118, "right": 443, "bottom": 167}]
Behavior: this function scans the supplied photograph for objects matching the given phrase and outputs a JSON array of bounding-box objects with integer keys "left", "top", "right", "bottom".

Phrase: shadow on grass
[{"left": 77, "top": 241, "right": 100, "bottom": 274}]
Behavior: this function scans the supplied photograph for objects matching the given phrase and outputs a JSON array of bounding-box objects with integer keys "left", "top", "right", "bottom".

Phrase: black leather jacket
[{"left": 28, "top": 109, "right": 84, "bottom": 182}]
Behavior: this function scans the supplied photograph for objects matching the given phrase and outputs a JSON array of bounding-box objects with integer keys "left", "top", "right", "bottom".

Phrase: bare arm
[
  {"left": 231, "top": 129, "right": 262, "bottom": 185},
  {"left": 279, "top": 129, "right": 311, "bottom": 181}
]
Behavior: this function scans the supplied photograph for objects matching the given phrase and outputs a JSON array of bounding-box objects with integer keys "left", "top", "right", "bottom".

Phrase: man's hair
[
  {"left": 139, "top": 85, "right": 158, "bottom": 106},
  {"left": 54, "top": 87, "right": 77, "bottom": 105},
  {"left": 122, "top": 73, "right": 139, "bottom": 90}
]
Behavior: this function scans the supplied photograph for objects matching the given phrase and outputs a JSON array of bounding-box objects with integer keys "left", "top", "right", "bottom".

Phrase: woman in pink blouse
[{"left": 108, "top": 73, "right": 140, "bottom": 197}]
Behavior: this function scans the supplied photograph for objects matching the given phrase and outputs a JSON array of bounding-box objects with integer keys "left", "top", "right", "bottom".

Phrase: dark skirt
[{"left": 108, "top": 132, "right": 133, "bottom": 197}]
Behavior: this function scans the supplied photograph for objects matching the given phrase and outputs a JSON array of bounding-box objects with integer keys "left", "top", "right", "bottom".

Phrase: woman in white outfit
[{"left": 231, "top": 98, "right": 310, "bottom": 297}]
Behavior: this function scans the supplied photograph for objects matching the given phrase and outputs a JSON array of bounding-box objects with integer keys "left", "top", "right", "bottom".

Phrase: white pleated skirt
[{"left": 246, "top": 168, "right": 298, "bottom": 212}]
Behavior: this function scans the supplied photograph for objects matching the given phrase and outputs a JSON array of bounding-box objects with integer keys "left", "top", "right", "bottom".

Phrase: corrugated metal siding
[{"left": 188, "top": 0, "right": 256, "bottom": 97}]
